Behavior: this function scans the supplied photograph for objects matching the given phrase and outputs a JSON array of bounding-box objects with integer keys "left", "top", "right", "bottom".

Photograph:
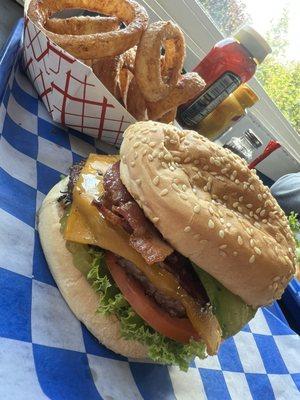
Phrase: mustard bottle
[{"left": 196, "top": 84, "right": 259, "bottom": 140}]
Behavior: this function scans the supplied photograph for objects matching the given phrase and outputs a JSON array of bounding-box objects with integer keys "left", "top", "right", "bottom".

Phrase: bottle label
[{"left": 180, "top": 72, "right": 242, "bottom": 126}]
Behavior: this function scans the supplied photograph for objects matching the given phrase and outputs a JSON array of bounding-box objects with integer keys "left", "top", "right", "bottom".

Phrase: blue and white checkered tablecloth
[{"left": 0, "top": 53, "right": 299, "bottom": 400}]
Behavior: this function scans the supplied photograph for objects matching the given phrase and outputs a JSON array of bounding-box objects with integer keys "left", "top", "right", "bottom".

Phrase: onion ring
[
  {"left": 92, "top": 56, "right": 123, "bottom": 99},
  {"left": 45, "top": 16, "right": 120, "bottom": 35},
  {"left": 122, "top": 46, "right": 137, "bottom": 73},
  {"left": 28, "top": 0, "right": 149, "bottom": 60},
  {"left": 126, "top": 77, "right": 147, "bottom": 120},
  {"left": 157, "top": 108, "right": 177, "bottom": 124},
  {"left": 135, "top": 21, "right": 185, "bottom": 102},
  {"left": 118, "top": 68, "right": 133, "bottom": 107},
  {"left": 147, "top": 72, "right": 205, "bottom": 120}
]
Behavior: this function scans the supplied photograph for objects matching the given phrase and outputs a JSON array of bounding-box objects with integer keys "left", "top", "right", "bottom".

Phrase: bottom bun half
[{"left": 38, "top": 179, "right": 148, "bottom": 359}]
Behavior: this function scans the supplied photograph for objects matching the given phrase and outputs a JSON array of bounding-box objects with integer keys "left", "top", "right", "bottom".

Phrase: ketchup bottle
[{"left": 178, "top": 26, "right": 271, "bottom": 127}]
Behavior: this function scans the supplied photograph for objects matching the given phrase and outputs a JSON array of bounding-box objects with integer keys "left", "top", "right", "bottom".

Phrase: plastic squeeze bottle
[
  {"left": 195, "top": 84, "right": 259, "bottom": 140},
  {"left": 178, "top": 26, "right": 271, "bottom": 127}
]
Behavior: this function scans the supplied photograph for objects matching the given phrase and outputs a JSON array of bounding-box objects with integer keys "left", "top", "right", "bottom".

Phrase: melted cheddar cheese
[{"left": 64, "top": 154, "right": 221, "bottom": 354}]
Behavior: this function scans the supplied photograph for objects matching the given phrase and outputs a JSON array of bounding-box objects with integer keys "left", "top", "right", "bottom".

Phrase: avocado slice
[{"left": 192, "top": 264, "right": 257, "bottom": 338}]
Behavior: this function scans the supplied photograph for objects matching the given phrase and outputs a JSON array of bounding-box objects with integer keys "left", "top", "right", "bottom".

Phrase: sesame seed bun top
[{"left": 119, "top": 121, "right": 296, "bottom": 307}]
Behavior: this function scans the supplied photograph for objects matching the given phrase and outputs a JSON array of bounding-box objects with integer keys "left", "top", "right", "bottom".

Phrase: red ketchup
[{"left": 178, "top": 26, "right": 271, "bottom": 127}]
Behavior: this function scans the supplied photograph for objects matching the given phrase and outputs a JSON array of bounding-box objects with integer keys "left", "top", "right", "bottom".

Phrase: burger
[{"left": 38, "top": 121, "right": 296, "bottom": 370}]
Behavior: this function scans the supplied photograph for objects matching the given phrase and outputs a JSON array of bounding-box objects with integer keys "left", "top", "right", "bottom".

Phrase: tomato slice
[{"left": 106, "top": 252, "right": 200, "bottom": 343}]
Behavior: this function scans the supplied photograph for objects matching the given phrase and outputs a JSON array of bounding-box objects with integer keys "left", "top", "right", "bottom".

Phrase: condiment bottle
[
  {"left": 195, "top": 84, "right": 258, "bottom": 140},
  {"left": 178, "top": 26, "right": 271, "bottom": 127},
  {"left": 223, "top": 129, "right": 262, "bottom": 162}
]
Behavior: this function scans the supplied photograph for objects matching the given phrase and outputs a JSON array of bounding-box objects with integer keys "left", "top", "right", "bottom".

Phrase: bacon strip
[{"left": 94, "top": 162, "right": 173, "bottom": 264}]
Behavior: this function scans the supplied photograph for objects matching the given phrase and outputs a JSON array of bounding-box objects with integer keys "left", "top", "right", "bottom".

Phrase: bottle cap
[
  {"left": 234, "top": 84, "right": 259, "bottom": 109},
  {"left": 234, "top": 26, "right": 272, "bottom": 64}
]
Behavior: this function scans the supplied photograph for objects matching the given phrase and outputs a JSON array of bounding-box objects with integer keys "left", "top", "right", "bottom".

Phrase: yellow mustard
[{"left": 196, "top": 84, "right": 259, "bottom": 140}]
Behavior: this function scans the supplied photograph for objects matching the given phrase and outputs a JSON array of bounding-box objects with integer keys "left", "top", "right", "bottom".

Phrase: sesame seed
[
  {"left": 215, "top": 160, "right": 221, "bottom": 166},
  {"left": 223, "top": 195, "right": 229, "bottom": 200},
  {"left": 136, "top": 179, "right": 141, "bottom": 186},
  {"left": 219, "top": 230, "right": 225, "bottom": 238},
  {"left": 250, "top": 211, "right": 254, "bottom": 217},
  {"left": 233, "top": 251, "right": 238, "bottom": 257},
  {"left": 238, "top": 206, "right": 243, "bottom": 212},
  {"left": 209, "top": 207, "right": 214, "bottom": 215},
  {"left": 254, "top": 222, "right": 261, "bottom": 228},
  {"left": 233, "top": 202, "right": 239, "bottom": 208},
  {"left": 220, "top": 218, "right": 225, "bottom": 223},
  {"left": 207, "top": 181, "right": 212, "bottom": 191},
  {"left": 250, "top": 185, "right": 255, "bottom": 191},
  {"left": 209, "top": 157, "right": 215, "bottom": 164},
  {"left": 262, "top": 193, "right": 267, "bottom": 199},
  {"left": 194, "top": 205, "right": 201, "bottom": 213},
  {"left": 161, "top": 162, "right": 168, "bottom": 168},
  {"left": 153, "top": 217, "right": 159, "bottom": 223},
  {"left": 208, "top": 220, "right": 215, "bottom": 229},
  {"left": 194, "top": 160, "right": 200, "bottom": 165},
  {"left": 256, "top": 207, "right": 261, "bottom": 214},
  {"left": 203, "top": 165, "right": 209, "bottom": 171},
  {"left": 184, "top": 157, "right": 191, "bottom": 163},
  {"left": 262, "top": 219, "right": 267, "bottom": 223},
  {"left": 148, "top": 154, "right": 154, "bottom": 161},
  {"left": 182, "top": 184, "right": 187, "bottom": 191},
  {"left": 169, "top": 139, "right": 177, "bottom": 144},
  {"left": 258, "top": 194, "right": 263, "bottom": 201},
  {"left": 171, "top": 183, "right": 180, "bottom": 192},
  {"left": 249, "top": 255, "right": 256, "bottom": 264},
  {"left": 254, "top": 247, "right": 261, "bottom": 255},
  {"left": 212, "top": 194, "right": 218, "bottom": 200},
  {"left": 160, "top": 189, "right": 168, "bottom": 196},
  {"left": 149, "top": 141, "right": 156, "bottom": 147},
  {"left": 239, "top": 196, "right": 244, "bottom": 202},
  {"left": 250, "top": 239, "right": 255, "bottom": 247},
  {"left": 219, "top": 244, "right": 227, "bottom": 249},
  {"left": 246, "top": 204, "right": 253, "bottom": 209},
  {"left": 192, "top": 188, "right": 197, "bottom": 194},
  {"left": 238, "top": 236, "right": 243, "bottom": 245},
  {"left": 141, "top": 137, "right": 148, "bottom": 143},
  {"left": 164, "top": 153, "right": 172, "bottom": 161},
  {"left": 180, "top": 193, "right": 188, "bottom": 200},
  {"left": 192, "top": 166, "right": 198, "bottom": 172},
  {"left": 184, "top": 226, "right": 191, "bottom": 233},
  {"left": 153, "top": 176, "right": 160, "bottom": 186},
  {"left": 221, "top": 168, "right": 228, "bottom": 174},
  {"left": 133, "top": 142, "right": 140, "bottom": 148},
  {"left": 193, "top": 234, "right": 201, "bottom": 240},
  {"left": 254, "top": 214, "right": 259, "bottom": 220},
  {"left": 142, "top": 149, "right": 147, "bottom": 156},
  {"left": 203, "top": 186, "right": 208, "bottom": 192},
  {"left": 226, "top": 223, "right": 232, "bottom": 228},
  {"left": 130, "top": 161, "right": 136, "bottom": 167},
  {"left": 174, "top": 156, "right": 181, "bottom": 162}
]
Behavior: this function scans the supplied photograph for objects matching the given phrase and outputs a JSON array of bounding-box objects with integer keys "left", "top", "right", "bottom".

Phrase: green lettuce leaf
[
  {"left": 86, "top": 248, "right": 206, "bottom": 371},
  {"left": 288, "top": 212, "right": 300, "bottom": 263}
]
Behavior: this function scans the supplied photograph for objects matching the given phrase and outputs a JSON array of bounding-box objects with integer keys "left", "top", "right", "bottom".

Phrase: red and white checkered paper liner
[{"left": 23, "top": 17, "right": 136, "bottom": 146}]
